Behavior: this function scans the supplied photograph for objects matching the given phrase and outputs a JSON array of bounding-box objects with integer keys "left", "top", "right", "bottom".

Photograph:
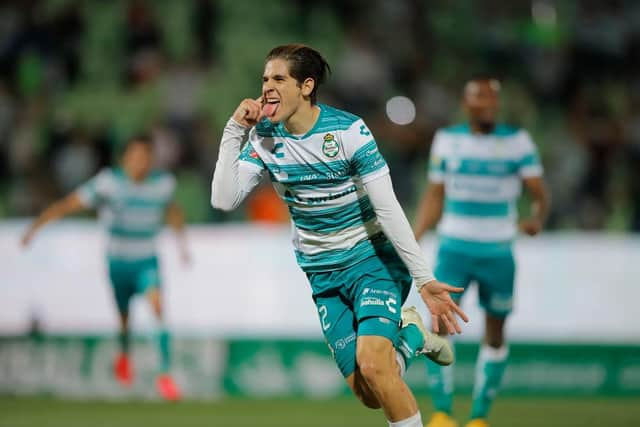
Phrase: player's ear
[{"left": 301, "top": 77, "right": 315, "bottom": 97}]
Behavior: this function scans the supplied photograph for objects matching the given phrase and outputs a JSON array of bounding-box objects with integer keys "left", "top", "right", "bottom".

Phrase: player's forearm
[
  {"left": 526, "top": 179, "right": 551, "bottom": 223},
  {"left": 414, "top": 183, "right": 444, "bottom": 240},
  {"left": 28, "top": 196, "right": 83, "bottom": 234},
  {"left": 211, "top": 118, "right": 250, "bottom": 211},
  {"left": 530, "top": 189, "right": 550, "bottom": 224},
  {"left": 414, "top": 190, "right": 443, "bottom": 240},
  {"left": 364, "top": 175, "right": 435, "bottom": 287}
]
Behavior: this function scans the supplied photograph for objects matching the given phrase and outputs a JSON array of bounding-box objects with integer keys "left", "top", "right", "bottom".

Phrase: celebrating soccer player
[
  {"left": 211, "top": 44, "right": 468, "bottom": 427},
  {"left": 412, "top": 77, "right": 550, "bottom": 427},
  {"left": 21, "top": 135, "right": 189, "bottom": 401}
]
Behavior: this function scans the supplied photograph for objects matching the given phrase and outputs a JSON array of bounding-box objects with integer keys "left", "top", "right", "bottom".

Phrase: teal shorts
[
  {"left": 307, "top": 245, "right": 412, "bottom": 377},
  {"left": 435, "top": 246, "right": 515, "bottom": 318},
  {"left": 108, "top": 257, "right": 161, "bottom": 315}
]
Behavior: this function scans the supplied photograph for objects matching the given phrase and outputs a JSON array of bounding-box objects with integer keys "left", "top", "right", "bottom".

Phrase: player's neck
[
  {"left": 284, "top": 103, "right": 320, "bottom": 136},
  {"left": 469, "top": 120, "right": 495, "bottom": 135},
  {"left": 123, "top": 169, "right": 147, "bottom": 183}
]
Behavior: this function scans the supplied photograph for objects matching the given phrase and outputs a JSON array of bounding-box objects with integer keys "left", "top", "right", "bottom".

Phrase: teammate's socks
[{"left": 470, "top": 345, "right": 509, "bottom": 419}]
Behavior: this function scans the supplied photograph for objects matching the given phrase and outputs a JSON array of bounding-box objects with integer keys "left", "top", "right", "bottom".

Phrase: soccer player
[
  {"left": 412, "top": 77, "right": 550, "bottom": 427},
  {"left": 21, "top": 135, "right": 188, "bottom": 401},
  {"left": 211, "top": 44, "right": 468, "bottom": 427}
]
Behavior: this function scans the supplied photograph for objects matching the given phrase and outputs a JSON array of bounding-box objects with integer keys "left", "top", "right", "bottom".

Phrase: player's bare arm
[
  {"left": 21, "top": 193, "right": 88, "bottom": 247},
  {"left": 519, "top": 176, "right": 550, "bottom": 236},
  {"left": 413, "top": 182, "right": 445, "bottom": 240},
  {"left": 165, "top": 202, "right": 190, "bottom": 265}
]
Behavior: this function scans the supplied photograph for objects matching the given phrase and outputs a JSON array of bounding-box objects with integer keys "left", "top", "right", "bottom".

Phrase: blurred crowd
[{"left": 0, "top": 0, "right": 639, "bottom": 231}]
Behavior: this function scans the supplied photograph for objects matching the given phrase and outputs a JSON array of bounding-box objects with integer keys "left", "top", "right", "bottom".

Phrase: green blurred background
[{"left": 1, "top": 0, "right": 639, "bottom": 230}]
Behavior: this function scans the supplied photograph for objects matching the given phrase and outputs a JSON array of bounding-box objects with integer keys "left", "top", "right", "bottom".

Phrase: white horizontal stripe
[
  {"left": 292, "top": 219, "right": 381, "bottom": 255},
  {"left": 445, "top": 174, "right": 522, "bottom": 202},
  {"left": 438, "top": 213, "right": 516, "bottom": 241},
  {"left": 106, "top": 237, "right": 157, "bottom": 259},
  {"left": 126, "top": 178, "right": 174, "bottom": 199}
]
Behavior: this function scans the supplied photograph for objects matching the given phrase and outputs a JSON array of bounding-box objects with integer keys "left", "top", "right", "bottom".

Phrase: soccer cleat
[
  {"left": 464, "top": 419, "right": 489, "bottom": 427},
  {"left": 156, "top": 374, "right": 181, "bottom": 401},
  {"left": 114, "top": 353, "right": 133, "bottom": 386},
  {"left": 425, "top": 411, "right": 459, "bottom": 427},
  {"left": 401, "top": 306, "right": 454, "bottom": 366}
]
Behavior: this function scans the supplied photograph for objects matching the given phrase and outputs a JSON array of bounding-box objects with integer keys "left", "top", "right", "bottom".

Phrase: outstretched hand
[
  {"left": 419, "top": 280, "right": 469, "bottom": 335},
  {"left": 232, "top": 97, "right": 264, "bottom": 128}
]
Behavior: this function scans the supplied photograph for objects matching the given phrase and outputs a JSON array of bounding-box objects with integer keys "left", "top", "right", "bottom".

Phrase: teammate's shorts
[
  {"left": 435, "top": 245, "right": 515, "bottom": 318},
  {"left": 307, "top": 244, "right": 412, "bottom": 377},
  {"left": 108, "top": 256, "right": 161, "bottom": 315}
]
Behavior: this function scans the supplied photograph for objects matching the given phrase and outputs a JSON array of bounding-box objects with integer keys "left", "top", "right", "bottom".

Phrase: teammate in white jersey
[
  {"left": 211, "top": 44, "right": 468, "bottom": 427},
  {"left": 412, "top": 77, "right": 550, "bottom": 427},
  {"left": 21, "top": 136, "right": 189, "bottom": 401}
]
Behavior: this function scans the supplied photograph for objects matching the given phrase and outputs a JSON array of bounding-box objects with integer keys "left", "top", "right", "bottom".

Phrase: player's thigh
[
  {"left": 350, "top": 252, "right": 410, "bottom": 333},
  {"left": 108, "top": 260, "right": 136, "bottom": 316},
  {"left": 135, "top": 257, "right": 161, "bottom": 296},
  {"left": 474, "top": 252, "right": 515, "bottom": 318},
  {"left": 355, "top": 334, "right": 396, "bottom": 380},
  {"left": 313, "top": 291, "right": 358, "bottom": 378}
]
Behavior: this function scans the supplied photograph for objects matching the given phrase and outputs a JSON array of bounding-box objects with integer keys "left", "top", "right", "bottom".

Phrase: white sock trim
[
  {"left": 388, "top": 412, "right": 422, "bottom": 427},
  {"left": 479, "top": 344, "right": 509, "bottom": 361}
]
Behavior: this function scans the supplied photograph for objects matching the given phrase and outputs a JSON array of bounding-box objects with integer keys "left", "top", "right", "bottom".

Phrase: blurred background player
[
  {"left": 411, "top": 77, "right": 550, "bottom": 427},
  {"left": 21, "top": 135, "right": 189, "bottom": 401},
  {"left": 211, "top": 44, "right": 468, "bottom": 427}
]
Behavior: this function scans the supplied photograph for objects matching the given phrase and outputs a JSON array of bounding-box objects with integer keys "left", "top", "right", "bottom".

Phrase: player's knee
[{"left": 356, "top": 351, "right": 390, "bottom": 387}]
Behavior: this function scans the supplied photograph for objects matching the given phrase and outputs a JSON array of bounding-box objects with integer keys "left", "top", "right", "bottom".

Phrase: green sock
[
  {"left": 157, "top": 328, "right": 171, "bottom": 373},
  {"left": 470, "top": 345, "right": 509, "bottom": 419},
  {"left": 394, "top": 323, "right": 424, "bottom": 372},
  {"left": 118, "top": 330, "right": 130, "bottom": 354},
  {"left": 426, "top": 348, "right": 454, "bottom": 414}
]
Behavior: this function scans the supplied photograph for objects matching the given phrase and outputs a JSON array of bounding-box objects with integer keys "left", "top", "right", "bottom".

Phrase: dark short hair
[{"left": 265, "top": 44, "right": 331, "bottom": 104}]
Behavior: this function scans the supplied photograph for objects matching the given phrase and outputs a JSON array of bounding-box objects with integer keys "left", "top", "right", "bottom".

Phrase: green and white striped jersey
[
  {"left": 429, "top": 123, "right": 543, "bottom": 255},
  {"left": 76, "top": 168, "right": 176, "bottom": 261},
  {"left": 239, "top": 104, "right": 390, "bottom": 272}
]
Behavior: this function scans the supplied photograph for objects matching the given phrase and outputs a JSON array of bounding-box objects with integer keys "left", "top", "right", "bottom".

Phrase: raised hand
[{"left": 232, "top": 97, "right": 264, "bottom": 128}]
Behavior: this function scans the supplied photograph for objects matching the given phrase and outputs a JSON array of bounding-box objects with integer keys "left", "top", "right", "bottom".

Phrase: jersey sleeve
[
  {"left": 75, "top": 168, "right": 114, "bottom": 208},
  {"left": 517, "top": 130, "right": 543, "bottom": 178},
  {"left": 428, "top": 131, "right": 447, "bottom": 183},
  {"left": 345, "top": 119, "right": 389, "bottom": 184}
]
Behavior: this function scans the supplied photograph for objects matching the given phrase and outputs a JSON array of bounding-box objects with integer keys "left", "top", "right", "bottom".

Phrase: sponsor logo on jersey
[{"left": 322, "top": 133, "right": 340, "bottom": 158}]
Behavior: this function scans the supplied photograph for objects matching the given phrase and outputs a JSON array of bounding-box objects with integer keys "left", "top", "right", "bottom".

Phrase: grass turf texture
[{"left": 1, "top": 396, "right": 638, "bottom": 427}]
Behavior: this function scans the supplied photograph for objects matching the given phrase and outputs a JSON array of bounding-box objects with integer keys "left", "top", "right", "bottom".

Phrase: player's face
[
  {"left": 463, "top": 80, "right": 499, "bottom": 130},
  {"left": 262, "top": 58, "right": 310, "bottom": 123},
  {"left": 122, "top": 142, "right": 152, "bottom": 181}
]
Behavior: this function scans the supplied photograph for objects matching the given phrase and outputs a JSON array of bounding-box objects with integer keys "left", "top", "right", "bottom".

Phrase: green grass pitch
[{"left": 1, "top": 396, "right": 639, "bottom": 427}]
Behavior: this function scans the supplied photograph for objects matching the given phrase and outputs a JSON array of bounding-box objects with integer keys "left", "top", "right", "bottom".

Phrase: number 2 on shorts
[{"left": 318, "top": 305, "right": 331, "bottom": 331}]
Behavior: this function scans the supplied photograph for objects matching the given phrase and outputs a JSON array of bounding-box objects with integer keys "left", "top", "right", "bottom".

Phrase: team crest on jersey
[{"left": 322, "top": 133, "right": 339, "bottom": 158}]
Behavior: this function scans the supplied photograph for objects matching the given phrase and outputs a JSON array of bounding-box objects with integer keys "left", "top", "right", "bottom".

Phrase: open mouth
[{"left": 262, "top": 99, "right": 280, "bottom": 118}]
